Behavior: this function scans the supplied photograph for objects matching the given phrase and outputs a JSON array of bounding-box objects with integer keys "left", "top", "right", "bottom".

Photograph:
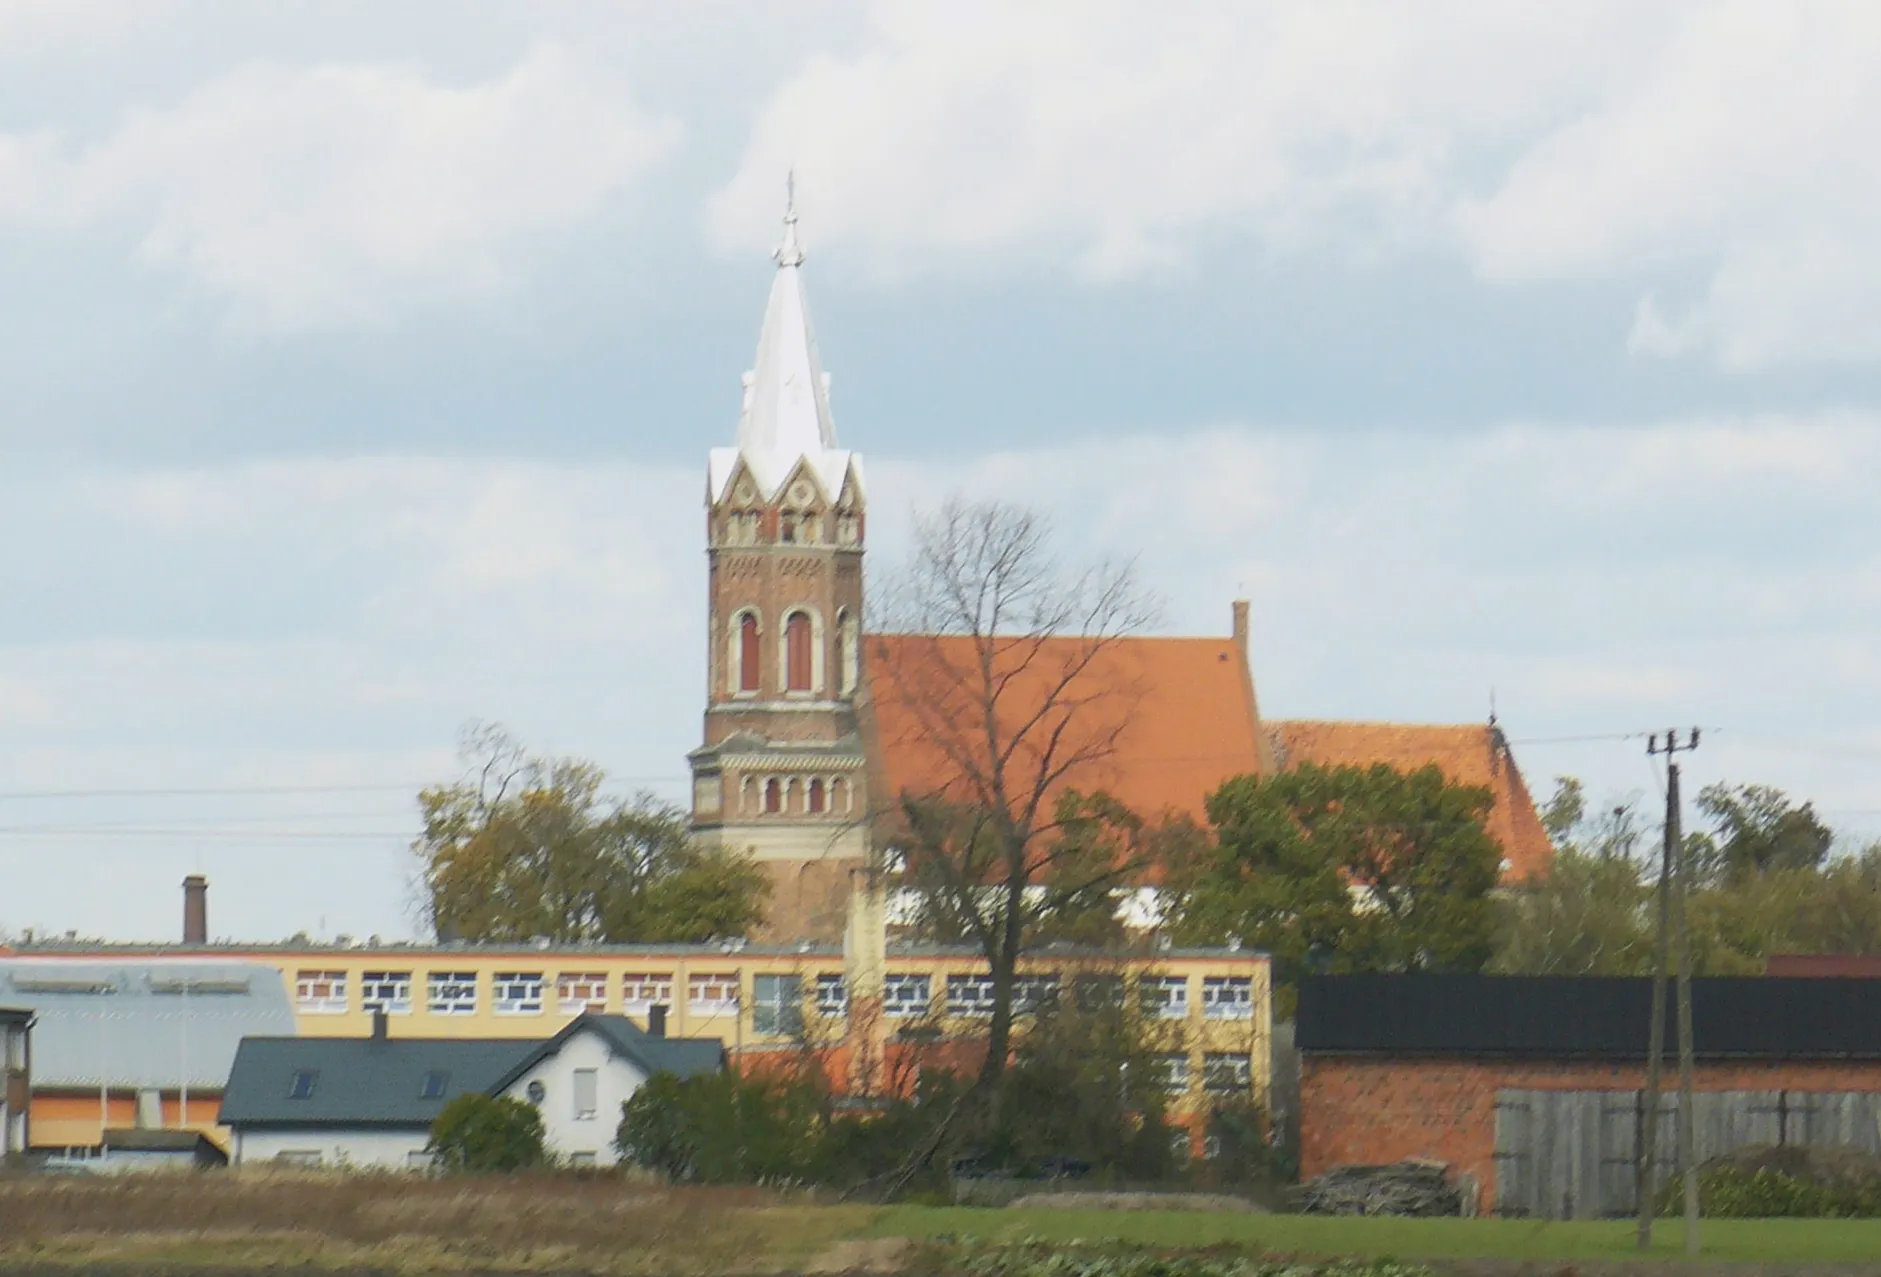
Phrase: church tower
[{"left": 688, "top": 187, "right": 870, "bottom": 942}]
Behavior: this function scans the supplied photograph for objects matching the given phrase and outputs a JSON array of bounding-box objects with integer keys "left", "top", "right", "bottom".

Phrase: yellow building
[{"left": 210, "top": 940, "right": 1271, "bottom": 1124}]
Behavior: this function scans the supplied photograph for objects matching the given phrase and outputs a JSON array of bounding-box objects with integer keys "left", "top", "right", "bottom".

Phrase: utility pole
[
  {"left": 1635, "top": 741, "right": 1673, "bottom": 1250},
  {"left": 1639, "top": 728, "right": 1701, "bottom": 1254}
]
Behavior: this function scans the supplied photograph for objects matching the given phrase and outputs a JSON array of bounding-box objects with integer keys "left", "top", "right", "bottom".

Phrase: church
[{"left": 687, "top": 193, "right": 1552, "bottom": 943}]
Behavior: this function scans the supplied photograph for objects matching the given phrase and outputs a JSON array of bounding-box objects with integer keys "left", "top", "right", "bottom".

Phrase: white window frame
[
  {"left": 572, "top": 1067, "right": 598, "bottom": 1121},
  {"left": 427, "top": 971, "right": 479, "bottom": 1016},
  {"left": 1201, "top": 976, "right": 1253, "bottom": 1021},
  {"left": 1015, "top": 973, "right": 1061, "bottom": 1014},
  {"left": 688, "top": 972, "right": 740, "bottom": 1016},
  {"left": 1203, "top": 1052, "right": 1253, "bottom": 1096},
  {"left": 492, "top": 972, "right": 545, "bottom": 1016},
  {"left": 360, "top": 970, "right": 412, "bottom": 1015},
  {"left": 946, "top": 973, "right": 996, "bottom": 1017},
  {"left": 557, "top": 972, "right": 609, "bottom": 1015},
  {"left": 815, "top": 973, "right": 848, "bottom": 1017},
  {"left": 884, "top": 973, "right": 930, "bottom": 1019},
  {"left": 1141, "top": 975, "right": 1189, "bottom": 1020},
  {"left": 294, "top": 969, "right": 349, "bottom": 1014},
  {"left": 752, "top": 974, "right": 804, "bottom": 1037},
  {"left": 622, "top": 973, "right": 674, "bottom": 1012}
]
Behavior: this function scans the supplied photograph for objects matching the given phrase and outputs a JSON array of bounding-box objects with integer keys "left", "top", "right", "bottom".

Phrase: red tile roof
[
  {"left": 863, "top": 633, "right": 1552, "bottom": 881},
  {"left": 1267, "top": 720, "right": 1554, "bottom": 881}
]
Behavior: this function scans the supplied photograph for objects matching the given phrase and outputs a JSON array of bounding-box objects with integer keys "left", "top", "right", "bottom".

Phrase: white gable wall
[{"left": 499, "top": 1027, "right": 648, "bottom": 1166}]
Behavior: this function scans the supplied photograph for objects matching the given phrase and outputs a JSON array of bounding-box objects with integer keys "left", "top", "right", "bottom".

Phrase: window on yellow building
[
  {"left": 815, "top": 973, "right": 847, "bottom": 1018},
  {"left": 493, "top": 972, "right": 545, "bottom": 1015},
  {"left": 361, "top": 971, "right": 412, "bottom": 1015},
  {"left": 622, "top": 973, "right": 673, "bottom": 1011},
  {"left": 557, "top": 973, "right": 608, "bottom": 1014},
  {"left": 295, "top": 970, "right": 348, "bottom": 1014},
  {"left": 1140, "top": 976, "right": 1188, "bottom": 1020},
  {"left": 1201, "top": 976, "right": 1253, "bottom": 1020},
  {"left": 1203, "top": 1052, "right": 1252, "bottom": 1096},
  {"left": 688, "top": 973, "right": 740, "bottom": 1014},
  {"left": 946, "top": 973, "right": 995, "bottom": 1017},
  {"left": 1156, "top": 1053, "right": 1191, "bottom": 1094},
  {"left": 884, "top": 974, "right": 930, "bottom": 1018},
  {"left": 428, "top": 971, "right": 478, "bottom": 1016}
]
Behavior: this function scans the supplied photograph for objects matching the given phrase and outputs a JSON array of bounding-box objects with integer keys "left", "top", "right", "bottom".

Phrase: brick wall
[{"left": 1301, "top": 1054, "right": 1881, "bottom": 1206}]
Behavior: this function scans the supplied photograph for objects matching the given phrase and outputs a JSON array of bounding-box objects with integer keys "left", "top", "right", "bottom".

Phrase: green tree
[
  {"left": 1492, "top": 781, "right": 1654, "bottom": 975},
  {"left": 415, "top": 724, "right": 769, "bottom": 943},
  {"left": 1694, "top": 782, "right": 1836, "bottom": 881},
  {"left": 1174, "top": 762, "right": 1501, "bottom": 988},
  {"left": 428, "top": 1094, "right": 546, "bottom": 1172}
]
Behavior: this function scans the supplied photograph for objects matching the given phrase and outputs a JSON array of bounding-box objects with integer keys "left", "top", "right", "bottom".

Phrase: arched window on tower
[
  {"left": 763, "top": 778, "right": 781, "bottom": 814},
  {"left": 808, "top": 778, "right": 826, "bottom": 814},
  {"left": 738, "top": 614, "right": 761, "bottom": 693},
  {"left": 837, "top": 609, "right": 859, "bottom": 696},
  {"left": 785, "top": 612, "right": 813, "bottom": 692}
]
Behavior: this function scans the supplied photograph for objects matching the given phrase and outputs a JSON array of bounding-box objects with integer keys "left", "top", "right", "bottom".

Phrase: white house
[{"left": 219, "top": 1012, "right": 721, "bottom": 1170}]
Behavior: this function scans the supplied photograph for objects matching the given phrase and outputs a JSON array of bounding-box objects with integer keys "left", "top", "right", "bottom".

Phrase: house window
[
  {"left": 428, "top": 971, "right": 479, "bottom": 1016},
  {"left": 360, "top": 971, "right": 412, "bottom": 1015},
  {"left": 815, "top": 974, "right": 848, "bottom": 1018},
  {"left": 573, "top": 1068, "right": 598, "bottom": 1120},
  {"left": 1075, "top": 974, "right": 1124, "bottom": 1010},
  {"left": 738, "top": 613, "right": 760, "bottom": 693},
  {"left": 568, "top": 1151, "right": 597, "bottom": 1168},
  {"left": 785, "top": 612, "right": 813, "bottom": 691},
  {"left": 294, "top": 969, "right": 348, "bottom": 1014},
  {"left": 688, "top": 972, "right": 740, "bottom": 1015},
  {"left": 557, "top": 972, "right": 609, "bottom": 1015},
  {"left": 1157, "top": 1053, "right": 1191, "bottom": 1094},
  {"left": 1203, "top": 1052, "right": 1253, "bottom": 1096},
  {"left": 753, "top": 974, "right": 804, "bottom": 1036},
  {"left": 1201, "top": 976, "right": 1253, "bottom": 1020},
  {"left": 419, "top": 1070, "right": 449, "bottom": 1100},
  {"left": 1015, "top": 974, "right": 1060, "bottom": 1015},
  {"left": 946, "top": 973, "right": 996, "bottom": 1017},
  {"left": 493, "top": 972, "right": 545, "bottom": 1015},
  {"left": 884, "top": 974, "right": 930, "bottom": 1018},
  {"left": 287, "top": 1069, "right": 318, "bottom": 1100},
  {"left": 1140, "top": 976, "right": 1189, "bottom": 1020},
  {"left": 807, "top": 778, "right": 826, "bottom": 813},
  {"left": 622, "top": 973, "right": 673, "bottom": 1011}
]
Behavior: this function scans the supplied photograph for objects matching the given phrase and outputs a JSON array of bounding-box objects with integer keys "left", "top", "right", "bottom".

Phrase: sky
[{"left": 2, "top": 0, "right": 1879, "bottom": 943}]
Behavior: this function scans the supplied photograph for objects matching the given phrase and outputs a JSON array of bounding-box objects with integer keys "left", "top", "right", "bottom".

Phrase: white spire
[{"left": 712, "top": 176, "right": 851, "bottom": 502}]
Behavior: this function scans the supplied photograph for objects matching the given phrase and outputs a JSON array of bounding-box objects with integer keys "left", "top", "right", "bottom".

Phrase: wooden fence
[{"left": 1493, "top": 1089, "right": 1881, "bottom": 1219}]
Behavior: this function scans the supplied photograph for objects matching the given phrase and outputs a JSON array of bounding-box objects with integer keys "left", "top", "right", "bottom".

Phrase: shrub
[
  {"left": 1654, "top": 1146, "right": 1881, "bottom": 1218},
  {"left": 428, "top": 1094, "right": 546, "bottom": 1173},
  {"left": 617, "top": 1070, "right": 826, "bottom": 1184}
]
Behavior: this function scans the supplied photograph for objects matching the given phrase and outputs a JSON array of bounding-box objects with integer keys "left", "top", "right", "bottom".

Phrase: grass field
[
  {"left": 869, "top": 1206, "right": 1881, "bottom": 1265},
  {"left": 7, "top": 1174, "right": 1881, "bottom": 1272}
]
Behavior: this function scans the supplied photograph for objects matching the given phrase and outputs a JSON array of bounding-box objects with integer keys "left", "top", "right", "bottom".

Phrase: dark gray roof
[
  {"left": 0, "top": 960, "right": 295, "bottom": 1089},
  {"left": 1298, "top": 975, "right": 1881, "bottom": 1059},
  {"left": 489, "top": 1014, "right": 724, "bottom": 1093},
  {"left": 219, "top": 1036, "right": 529, "bottom": 1128},
  {"left": 0, "top": 1006, "right": 30, "bottom": 1025}
]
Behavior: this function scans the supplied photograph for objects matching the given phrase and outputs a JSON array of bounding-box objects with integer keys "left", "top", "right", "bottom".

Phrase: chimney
[
  {"left": 182, "top": 874, "right": 208, "bottom": 945},
  {"left": 371, "top": 1008, "right": 389, "bottom": 1043},
  {"left": 645, "top": 1004, "right": 667, "bottom": 1039},
  {"left": 1231, "top": 600, "right": 1250, "bottom": 658}
]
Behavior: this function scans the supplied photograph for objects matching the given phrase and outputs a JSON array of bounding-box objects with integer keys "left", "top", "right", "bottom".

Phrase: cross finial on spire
[{"left": 774, "top": 170, "right": 805, "bottom": 268}]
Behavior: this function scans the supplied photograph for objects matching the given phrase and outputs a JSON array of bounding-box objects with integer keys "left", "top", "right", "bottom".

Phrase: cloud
[
  {"left": 0, "top": 42, "right": 680, "bottom": 329},
  {"left": 717, "top": 1, "right": 1881, "bottom": 368}
]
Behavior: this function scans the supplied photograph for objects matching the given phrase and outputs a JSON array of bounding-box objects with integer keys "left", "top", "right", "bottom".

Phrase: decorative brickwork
[{"left": 1301, "top": 1054, "right": 1881, "bottom": 1207}]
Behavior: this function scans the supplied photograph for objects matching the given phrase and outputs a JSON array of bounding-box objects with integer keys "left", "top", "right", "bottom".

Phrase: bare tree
[{"left": 868, "top": 498, "right": 1161, "bottom": 1088}]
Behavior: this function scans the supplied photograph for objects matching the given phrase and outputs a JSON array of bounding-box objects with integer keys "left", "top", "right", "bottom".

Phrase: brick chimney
[
  {"left": 182, "top": 874, "right": 208, "bottom": 945},
  {"left": 1231, "top": 599, "right": 1250, "bottom": 658}
]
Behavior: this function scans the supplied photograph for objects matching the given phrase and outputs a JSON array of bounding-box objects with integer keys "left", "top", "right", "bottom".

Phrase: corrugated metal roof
[
  {"left": 0, "top": 959, "right": 295, "bottom": 1090},
  {"left": 220, "top": 1037, "right": 528, "bottom": 1127},
  {"left": 1298, "top": 974, "right": 1881, "bottom": 1059}
]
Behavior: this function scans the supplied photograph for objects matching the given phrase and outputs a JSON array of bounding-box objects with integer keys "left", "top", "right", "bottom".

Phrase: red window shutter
[
  {"left": 786, "top": 613, "right": 812, "bottom": 691},
  {"left": 739, "top": 615, "right": 760, "bottom": 692}
]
